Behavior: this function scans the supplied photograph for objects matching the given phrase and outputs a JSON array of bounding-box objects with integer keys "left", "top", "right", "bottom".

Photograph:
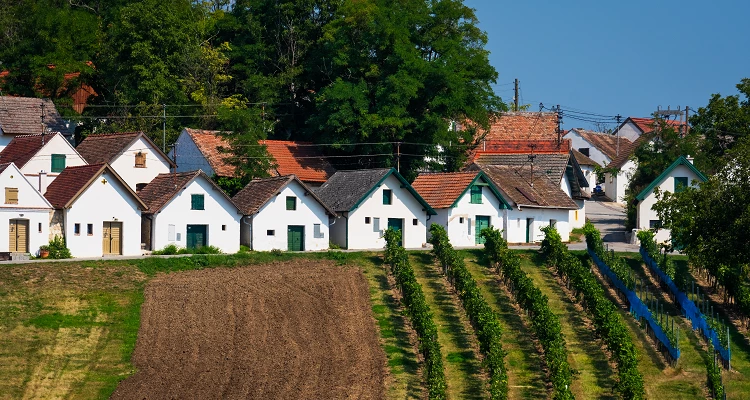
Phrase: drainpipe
[{"left": 344, "top": 214, "right": 349, "bottom": 250}]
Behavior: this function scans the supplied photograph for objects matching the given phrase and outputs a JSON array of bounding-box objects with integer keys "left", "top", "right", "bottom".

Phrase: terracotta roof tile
[
  {"left": 232, "top": 175, "right": 336, "bottom": 216},
  {"left": 0, "top": 132, "right": 62, "bottom": 168},
  {"left": 628, "top": 117, "right": 683, "bottom": 134},
  {"left": 478, "top": 112, "right": 559, "bottom": 141},
  {"left": 44, "top": 163, "right": 146, "bottom": 209},
  {"left": 76, "top": 131, "right": 176, "bottom": 167},
  {"left": 477, "top": 164, "right": 578, "bottom": 209},
  {"left": 412, "top": 172, "right": 478, "bottom": 209},
  {"left": 569, "top": 129, "right": 631, "bottom": 160},
  {"left": 138, "top": 170, "right": 201, "bottom": 213},
  {"left": 606, "top": 134, "right": 651, "bottom": 169},
  {"left": 184, "top": 128, "right": 236, "bottom": 177},
  {"left": 571, "top": 148, "right": 597, "bottom": 166},
  {"left": 0, "top": 96, "right": 72, "bottom": 136}
]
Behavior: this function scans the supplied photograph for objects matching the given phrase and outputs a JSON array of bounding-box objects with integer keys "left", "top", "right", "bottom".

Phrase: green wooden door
[
  {"left": 287, "top": 225, "right": 304, "bottom": 251},
  {"left": 387, "top": 218, "right": 403, "bottom": 246},
  {"left": 475, "top": 216, "right": 490, "bottom": 244},
  {"left": 186, "top": 225, "right": 207, "bottom": 249},
  {"left": 526, "top": 218, "right": 534, "bottom": 243}
]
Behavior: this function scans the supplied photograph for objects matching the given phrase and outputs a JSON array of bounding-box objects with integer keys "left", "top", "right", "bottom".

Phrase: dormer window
[{"left": 135, "top": 152, "right": 146, "bottom": 168}]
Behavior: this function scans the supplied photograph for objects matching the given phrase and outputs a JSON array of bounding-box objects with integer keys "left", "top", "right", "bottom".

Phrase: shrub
[
  {"left": 152, "top": 244, "right": 180, "bottom": 255},
  {"left": 47, "top": 235, "right": 72, "bottom": 259}
]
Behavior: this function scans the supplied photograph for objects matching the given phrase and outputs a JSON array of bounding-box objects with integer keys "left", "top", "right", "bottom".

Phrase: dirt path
[
  {"left": 410, "top": 253, "right": 487, "bottom": 399},
  {"left": 518, "top": 254, "right": 616, "bottom": 399},
  {"left": 111, "top": 261, "right": 387, "bottom": 399},
  {"left": 461, "top": 251, "right": 547, "bottom": 399}
]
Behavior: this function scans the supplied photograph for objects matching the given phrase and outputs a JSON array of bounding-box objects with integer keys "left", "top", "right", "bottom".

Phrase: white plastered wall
[
  {"left": 110, "top": 136, "right": 172, "bottom": 191},
  {"left": 605, "top": 159, "right": 636, "bottom": 204},
  {"left": 244, "top": 180, "right": 330, "bottom": 251},
  {"left": 439, "top": 183, "right": 505, "bottom": 247},
  {"left": 506, "top": 207, "right": 571, "bottom": 243},
  {"left": 565, "top": 130, "right": 612, "bottom": 167},
  {"left": 0, "top": 164, "right": 52, "bottom": 254},
  {"left": 20, "top": 134, "right": 86, "bottom": 188},
  {"left": 151, "top": 176, "right": 241, "bottom": 253},
  {"left": 63, "top": 170, "right": 143, "bottom": 257}
]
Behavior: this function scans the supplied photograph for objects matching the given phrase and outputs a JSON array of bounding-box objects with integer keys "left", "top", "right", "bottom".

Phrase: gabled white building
[
  {"left": 75, "top": 131, "right": 176, "bottom": 192},
  {"left": 0, "top": 96, "right": 74, "bottom": 149},
  {"left": 315, "top": 168, "right": 436, "bottom": 250},
  {"left": 635, "top": 156, "right": 707, "bottom": 244},
  {"left": 412, "top": 171, "right": 510, "bottom": 247},
  {"left": 0, "top": 162, "right": 53, "bottom": 257},
  {"left": 138, "top": 170, "right": 242, "bottom": 253},
  {"left": 44, "top": 163, "right": 146, "bottom": 257},
  {"left": 0, "top": 132, "right": 87, "bottom": 191},
  {"left": 232, "top": 175, "right": 336, "bottom": 251}
]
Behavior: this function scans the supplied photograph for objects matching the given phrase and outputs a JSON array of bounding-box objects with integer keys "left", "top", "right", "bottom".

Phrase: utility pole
[
  {"left": 162, "top": 104, "right": 167, "bottom": 152},
  {"left": 40, "top": 103, "right": 47, "bottom": 145},
  {"left": 684, "top": 106, "right": 690, "bottom": 136},
  {"left": 614, "top": 114, "right": 622, "bottom": 156},
  {"left": 514, "top": 79, "right": 519, "bottom": 112},
  {"left": 396, "top": 142, "right": 401, "bottom": 173},
  {"left": 556, "top": 105, "right": 563, "bottom": 147},
  {"left": 528, "top": 143, "right": 537, "bottom": 187}
]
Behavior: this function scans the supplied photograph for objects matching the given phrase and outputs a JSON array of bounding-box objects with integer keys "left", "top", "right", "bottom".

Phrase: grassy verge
[
  {"left": 461, "top": 249, "right": 547, "bottom": 399},
  {"left": 409, "top": 252, "right": 487, "bottom": 399}
]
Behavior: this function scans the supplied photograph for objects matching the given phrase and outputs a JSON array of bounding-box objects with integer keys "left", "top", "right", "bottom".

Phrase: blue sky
[{"left": 465, "top": 0, "right": 750, "bottom": 130}]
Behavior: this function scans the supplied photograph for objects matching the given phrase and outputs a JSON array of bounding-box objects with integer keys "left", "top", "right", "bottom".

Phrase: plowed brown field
[{"left": 112, "top": 260, "right": 387, "bottom": 399}]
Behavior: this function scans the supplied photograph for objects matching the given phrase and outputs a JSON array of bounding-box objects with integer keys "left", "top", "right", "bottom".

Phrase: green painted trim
[
  {"left": 635, "top": 156, "right": 708, "bottom": 201},
  {"left": 349, "top": 168, "right": 438, "bottom": 215},
  {"left": 450, "top": 171, "right": 512, "bottom": 209}
]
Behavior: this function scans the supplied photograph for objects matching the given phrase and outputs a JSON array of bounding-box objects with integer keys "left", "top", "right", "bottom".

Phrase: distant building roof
[
  {"left": 412, "top": 171, "right": 510, "bottom": 209},
  {"left": 183, "top": 128, "right": 235, "bottom": 177},
  {"left": 606, "top": 134, "right": 651, "bottom": 169},
  {"left": 473, "top": 153, "right": 571, "bottom": 184},
  {"left": 315, "top": 168, "right": 436, "bottom": 214},
  {"left": 568, "top": 128, "right": 631, "bottom": 161},
  {"left": 623, "top": 117, "right": 684, "bottom": 135},
  {"left": 138, "top": 170, "right": 238, "bottom": 214},
  {"left": 0, "top": 96, "right": 71, "bottom": 136},
  {"left": 76, "top": 131, "right": 176, "bottom": 167},
  {"left": 232, "top": 174, "right": 336, "bottom": 216},
  {"left": 571, "top": 148, "right": 597, "bottom": 166},
  {"left": 478, "top": 112, "right": 559, "bottom": 141},
  {"left": 475, "top": 164, "right": 578, "bottom": 209},
  {"left": 44, "top": 163, "right": 146, "bottom": 209},
  {"left": 0, "top": 132, "right": 71, "bottom": 168}
]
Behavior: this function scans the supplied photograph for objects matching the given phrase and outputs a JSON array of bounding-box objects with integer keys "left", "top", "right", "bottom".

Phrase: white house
[
  {"left": 315, "top": 168, "right": 436, "bottom": 250},
  {"left": 0, "top": 96, "right": 74, "bottom": 150},
  {"left": 0, "top": 132, "right": 87, "bottom": 191},
  {"left": 635, "top": 156, "right": 707, "bottom": 244},
  {"left": 138, "top": 170, "right": 242, "bottom": 253},
  {"left": 603, "top": 134, "right": 649, "bottom": 204},
  {"left": 0, "top": 162, "right": 53, "bottom": 257},
  {"left": 232, "top": 175, "right": 336, "bottom": 251},
  {"left": 564, "top": 129, "right": 632, "bottom": 189},
  {"left": 169, "top": 128, "right": 335, "bottom": 186},
  {"left": 75, "top": 131, "right": 176, "bottom": 192},
  {"left": 571, "top": 149, "right": 598, "bottom": 195},
  {"left": 476, "top": 164, "right": 577, "bottom": 242},
  {"left": 412, "top": 171, "right": 510, "bottom": 247},
  {"left": 44, "top": 163, "right": 146, "bottom": 257},
  {"left": 613, "top": 117, "right": 684, "bottom": 142}
]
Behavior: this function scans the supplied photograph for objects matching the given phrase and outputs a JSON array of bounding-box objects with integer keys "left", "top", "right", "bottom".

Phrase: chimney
[
  {"left": 38, "top": 170, "right": 48, "bottom": 194},
  {"left": 686, "top": 155, "right": 694, "bottom": 164}
]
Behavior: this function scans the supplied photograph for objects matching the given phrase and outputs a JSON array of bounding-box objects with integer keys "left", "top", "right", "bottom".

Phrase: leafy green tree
[{"left": 689, "top": 78, "right": 750, "bottom": 174}]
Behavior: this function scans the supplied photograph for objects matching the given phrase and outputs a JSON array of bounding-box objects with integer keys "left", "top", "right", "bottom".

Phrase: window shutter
[
  {"left": 135, "top": 152, "right": 146, "bottom": 167},
  {"left": 467, "top": 218, "right": 472, "bottom": 235},
  {"left": 314, "top": 224, "right": 324, "bottom": 238},
  {"left": 470, "top": 185, "right": 482, "bottom": 203},
  {"left": 286, "top": 196, "right": 297, "bottom": 210},
  {"left": 383, "top": 189, "right": 392, "bottom": 205},
  {"left": 168, "top": 224, "right": 176, "bottom": 241},
  {"left": 51, "top": 154, "right": 66, "bottom": 173},
  {"left": 191, "top": 194, "right": 204, "bottom": 210},
  {"left": 674, "top": 177, "right": 688, "bottom": 193},
  {"left": 373, "top": 217, "right": 380, "bottom": 232},
  {"left": 5, "top": 187, "right": 18, "bottom": 204}
]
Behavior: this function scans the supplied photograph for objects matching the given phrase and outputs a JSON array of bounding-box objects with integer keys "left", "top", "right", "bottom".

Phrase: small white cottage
[
  {"left": 635, "top": 156, "right": 707, "bottom": 244},
  {"left": 232, "top": 175, "right": 336, "bottom": 251},
  {"left": 75, "top": 131, "right": 176, "bottom": 192},
  {"left": 315, "top": 168, "right": 436, "bottom": 250},
  {"left": 44, "top": 163, "right": 146, "bottom": 257},
  {"left": 0, "top": 132, "right": 87, "bottom": 190},
  {"left": 0, "top": 162, "right": 53, "bottom": 257},
  {"left": 412, "top": 171, "right": 510, "bottom": 246},
  {"left": 0, "top": 96, "right": 74, "bottom": 150},
  {"left": 138, "top": 170, "right": 242, "bottom": 253}
]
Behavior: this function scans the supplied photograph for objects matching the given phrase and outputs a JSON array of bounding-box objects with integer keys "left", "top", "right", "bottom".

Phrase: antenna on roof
[
  {"left": 40, "top": 103, "right": 47, "bottom": 145},
  {"left": 528, "top": 143, "right": 537, "bottom": 187}
]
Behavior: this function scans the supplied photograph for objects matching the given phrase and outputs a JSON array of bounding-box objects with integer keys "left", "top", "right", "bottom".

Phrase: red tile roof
[
  {"left": 232, "top": 175, "right": 336, "bottom": 215},
  {"left": 627, "top": 117, "right": 683, "bottom": 134},
  {"left": 76, "top": 131, "right": 176, "bottom": 167},
  {"left": 478, "top": 112, "right": 559, "bottom": 141},
  {"left": 571, "top": 148, "right": 597, "bottom": 166},
  {"left": 477, "top": 164, "right": 578, "bottom": 209},
  {"left": 0, "top": 133, "right": 63, "bottom": 168},
  {"left": 183, "top": 128, "right": 335, "bottom": 182},
  {"left": 411, "top": 172, "right": 479, "bottom": 209},
  {"left": 606, "top": 134, "right": 651, "bottom": 169},
  {"left": 138, "top": 170, "right": 237, "bottom": 214},
  {"left": 568, "top": 129, "right": 631, "bottom": 161},
  {"left": 44, "top": 163, "right": 147, "bottom": 209}
]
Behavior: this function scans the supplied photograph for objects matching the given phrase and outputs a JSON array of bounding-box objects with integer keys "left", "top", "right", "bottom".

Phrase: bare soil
[{"left": 111, "top": 261, "right": 387, "bottom": 399}]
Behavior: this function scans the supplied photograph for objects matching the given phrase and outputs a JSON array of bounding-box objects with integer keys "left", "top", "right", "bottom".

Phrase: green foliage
[
  {"left": 584, "top": 222, "right": 635, "bottom": 289},
  {"left": 152, "top": 244, "right": 222, "bottom": 255},
  {"left": 151, "top": 244, "right": 181, "bottom": 255},
  {"left": 428, "top": 224, "right": 508, "bottom": 399},
  {"left": 706, "top": 350, "right": 726, "bottom": 399},
  {"left": 482, "top": 226, "right": 575, "bottom": 400},
  {"left": 47, "top": 235, "right": 72, "bottom": 259},
  {"left": 384, "top": 228, "right": 446, "bottom": 399},
  {"left": 542, "top": 226, "right": 645, "bottom": 399}
]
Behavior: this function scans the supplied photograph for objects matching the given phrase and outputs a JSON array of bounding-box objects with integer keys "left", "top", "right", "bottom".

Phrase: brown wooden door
[
  {"left": 9, "top": 219, "right": 29, "bottom": 252},
  {"left": 103, "top": 222, "right": 123, "bottom": 255}
]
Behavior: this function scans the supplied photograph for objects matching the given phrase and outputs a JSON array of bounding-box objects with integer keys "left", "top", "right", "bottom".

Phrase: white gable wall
[
  {"left": 570, "top": 199, "right": 586, "bottom": 229},
  {"left": 63, "top": 170, "right": 142, "bottom": 257},
  {"left": 637, "top": 164, "right": 703, "bottom": 243},
  {"left": 151, "top": 176, "right": 240, "bottom": 253},
  {"left": 111, "top": 136, "right": 172, "bottom": 191},
  {"left": 605, "top": 159, "right": 636, "bottom": 204},
  {"left": 0, "top": 164, "right": 52, "bottom": 254},
  {"left": 244, "top": 180, "right": 330, "bottom": 251},
  {"left": 565, "top": 130, "right": 612, "bottom": 167},
  {"left": 169, "top": 130, "right": 215, "bottom": 175},
  {"left": 616, "top": 122, "right": 642, "bottom": 142},
  {"left": 345, "top": 174, "right": 428, "bottom": 250},
  {"left": 21, "top": 134, "right": 87, "bottom": 187},
  {"left": 438, "top": 182, "right": 505, "bottom": 247},
  {"left": 506, "top": 207, "right": 570, "bottom": 243}
]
